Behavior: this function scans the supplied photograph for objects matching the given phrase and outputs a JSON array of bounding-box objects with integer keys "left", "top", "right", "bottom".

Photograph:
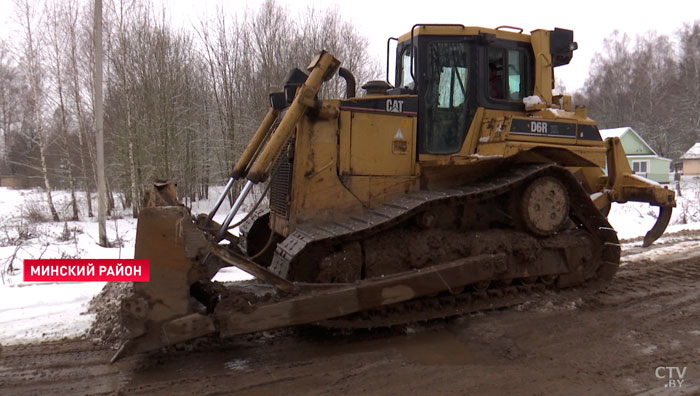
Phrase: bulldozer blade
[
  {"left": 643, "top": 205, "right": 673, "bottom": 247},
  {"left": 113, "top": 206, "right": 213, "bottom": 362}
]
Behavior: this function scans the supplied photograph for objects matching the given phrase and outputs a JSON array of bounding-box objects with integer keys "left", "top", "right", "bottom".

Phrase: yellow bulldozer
[{"left": 112, "top": 25, "right": 675, "bottom": 361}]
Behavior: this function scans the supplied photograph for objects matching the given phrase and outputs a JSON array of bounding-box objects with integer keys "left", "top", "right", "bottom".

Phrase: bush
[
  {"left": 0, "top": 220, "right": 36, "bottom": 247},
  {"left": 20, "top": 198, "right": 48, "bottom": 223},
  {"left": 57, "top": 221, "right": 72, "bottom": 242}
]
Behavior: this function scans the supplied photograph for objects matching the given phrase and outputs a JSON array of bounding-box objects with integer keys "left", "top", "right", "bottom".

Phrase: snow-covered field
[
  {"left": 1, "top": 176, "right": 699, "bottom": 346},
  {"left": 608, "top": 175, "right": 700, "bottom": 239},
  {"left": 0, "top": 185, "right": 254, "bottom": 345}
]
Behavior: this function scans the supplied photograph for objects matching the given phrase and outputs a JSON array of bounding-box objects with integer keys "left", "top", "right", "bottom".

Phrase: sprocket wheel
[{"left": 519, "top": 176, "right": 569, "bottom": 236}]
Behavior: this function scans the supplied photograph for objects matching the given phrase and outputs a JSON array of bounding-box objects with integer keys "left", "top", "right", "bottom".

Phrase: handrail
[
  {"left": 496, "top": 25, "right": 524, "bottom": 33},
  {"left": 386, "top": 37, "right": 398, "bottom": 86}
]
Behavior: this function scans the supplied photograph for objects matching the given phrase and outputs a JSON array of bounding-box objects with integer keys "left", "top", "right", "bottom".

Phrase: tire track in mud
[
  {"left": 574, "top": 228, "right": 700, "bottom": 306},
  {"left": 619, "top": 228, "right": 700, "bottom": 259},
  {"left": 591, "top": 251, "right": 700, "bottom": 307},
  {"left": 0, "top": 340, "right": 125, "bottom": 396},
  {"left": 571, "top": 237, "right": 700, "bottom": 394}
]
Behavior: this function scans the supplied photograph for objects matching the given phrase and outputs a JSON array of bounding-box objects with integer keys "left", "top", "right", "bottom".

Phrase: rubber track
[
  {"left": 272, "top": 163, "right": 619, "bottom": 278},
  {"left": 265, "top": 164, "right": 621, "bottom": 328},
  {"left": 270, "top": 163, "right": 557, "bottom": 276}
]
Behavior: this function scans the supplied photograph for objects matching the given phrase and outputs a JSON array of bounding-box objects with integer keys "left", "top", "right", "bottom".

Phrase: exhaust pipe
[{"left": 338, "top": 67, "right": 356, "bottom": 99}]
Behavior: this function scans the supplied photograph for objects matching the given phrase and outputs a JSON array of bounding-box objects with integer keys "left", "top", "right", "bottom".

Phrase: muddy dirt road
[{"left": 2, "top": 231, "right": 700, "bottom": 395}]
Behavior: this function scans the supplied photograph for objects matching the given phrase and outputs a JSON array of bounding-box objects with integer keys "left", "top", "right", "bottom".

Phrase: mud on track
[{"left": 2, "top": 232, "right": 700, "bottom": 395}]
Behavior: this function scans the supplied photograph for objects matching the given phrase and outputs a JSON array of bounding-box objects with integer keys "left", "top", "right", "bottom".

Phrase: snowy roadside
[
  {"left": 0, "top": 186, "right": 252, "bottom": 346},
  {"left": 0, "top": 176, "right": 698, "bottom": 346}
]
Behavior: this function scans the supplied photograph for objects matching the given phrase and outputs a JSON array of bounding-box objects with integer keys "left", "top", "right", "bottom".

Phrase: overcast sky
[{"left": 1, "top": 0, "right": 698, "bottom": 91}]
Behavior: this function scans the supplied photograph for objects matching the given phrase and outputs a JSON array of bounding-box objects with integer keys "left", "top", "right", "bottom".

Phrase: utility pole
[{"left": 94, "top": 0, "right": 108, "bottom": 247}]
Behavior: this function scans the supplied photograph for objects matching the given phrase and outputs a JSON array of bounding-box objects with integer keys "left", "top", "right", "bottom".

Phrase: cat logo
[{"left": 386, "top": 99, "right": 404, "bottom": 113}]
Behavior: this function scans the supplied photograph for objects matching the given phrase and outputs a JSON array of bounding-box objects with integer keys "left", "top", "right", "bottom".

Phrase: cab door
[{"left": 418, "top": 39, "right": 475, "bottom": 154}]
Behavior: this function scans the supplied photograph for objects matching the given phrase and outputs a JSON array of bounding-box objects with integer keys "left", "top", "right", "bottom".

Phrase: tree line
[
  {"left": 0, "top": 0, "right": 379, "bottom": 221},
  {"left": 1, "top": 2, "right": 698, "bottom": 223},
  {"left": 575, "top": 22, "right": 700, "bottom": 160}
]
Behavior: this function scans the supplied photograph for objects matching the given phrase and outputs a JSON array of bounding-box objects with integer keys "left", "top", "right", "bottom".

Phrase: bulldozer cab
[{"left": 393, "top": 25, "right": 575, "bottom": 155}]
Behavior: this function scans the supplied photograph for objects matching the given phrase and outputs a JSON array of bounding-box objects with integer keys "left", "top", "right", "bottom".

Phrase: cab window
[
  {"left": 488, "top": 47, "right": 528, "bottom": 101},
  {"left": 397, "top": 45, "right": 415, "bottom": 89},
  {"left": 437, "top": 65, "right": 468, "bottom": 108}
]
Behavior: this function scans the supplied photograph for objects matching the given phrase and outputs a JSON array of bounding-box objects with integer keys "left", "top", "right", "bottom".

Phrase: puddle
[{"left": 390, "top": 329, "right": 476, "bottom": 366}]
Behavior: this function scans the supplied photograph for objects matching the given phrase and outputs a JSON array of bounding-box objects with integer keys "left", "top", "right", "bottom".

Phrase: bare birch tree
[
  {"left": 16, "top": 0, "right": 60, "bottom": 221},
  {"left": 47, "top": 0, "right": 80, "bottom": 220},
  {"left": 65, "top": 0, "right": 95, "bottom": 217},
  {"left": 0, "top": 41, "right": 23, "bottom": 175}
]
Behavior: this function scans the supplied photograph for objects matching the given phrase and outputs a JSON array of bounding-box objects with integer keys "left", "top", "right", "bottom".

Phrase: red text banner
[{"left": 23, "top": 259, "right": 150, "bottom": 282}]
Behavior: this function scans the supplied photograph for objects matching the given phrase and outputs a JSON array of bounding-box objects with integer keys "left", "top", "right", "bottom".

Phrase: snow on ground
[
  {"left": 0, "top": 175, "right": 698, "bottom": 346},
  {"left": 0, "top": 282, "right": 107, "bottom": 343},
  {"left": 0, "top": 185, "right": 253, "bottom": 345},
  {"left": 608, "top": 175, "right": 700, "bottom": 240}
]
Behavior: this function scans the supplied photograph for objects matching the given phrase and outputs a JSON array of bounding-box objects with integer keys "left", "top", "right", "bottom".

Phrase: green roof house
[{"left": 599, "top": 127, "right": 671, "bottom": 184}]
